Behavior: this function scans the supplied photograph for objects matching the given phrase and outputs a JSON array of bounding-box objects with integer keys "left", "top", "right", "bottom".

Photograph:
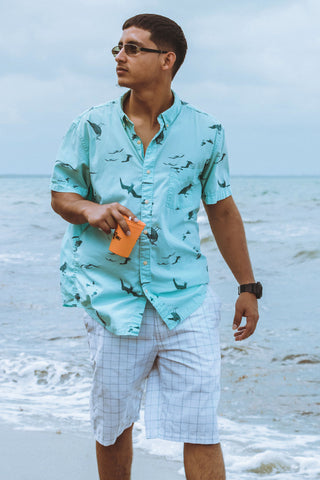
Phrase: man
[{"left": 51, "top": 13, "right": 261, "bottom": 480}]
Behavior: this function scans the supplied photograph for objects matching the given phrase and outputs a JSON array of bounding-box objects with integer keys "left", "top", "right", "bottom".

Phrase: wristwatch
[{"left": 238, "top": 282, "right": 263, "bottom": 299}]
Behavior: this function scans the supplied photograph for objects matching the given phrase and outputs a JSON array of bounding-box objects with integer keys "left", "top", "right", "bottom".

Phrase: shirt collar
[{"left": 117, "top": 90, "right": 182, "bottom": 128}]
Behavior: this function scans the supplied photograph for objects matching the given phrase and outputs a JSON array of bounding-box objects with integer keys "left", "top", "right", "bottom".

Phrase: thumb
[{"left": 233, "top": 306, "right": 243, "bottom": 330}]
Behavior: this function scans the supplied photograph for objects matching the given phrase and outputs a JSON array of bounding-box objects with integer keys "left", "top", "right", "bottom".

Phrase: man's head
[{"left": 121, "top": 14, "right": 187, "bottom": 80}]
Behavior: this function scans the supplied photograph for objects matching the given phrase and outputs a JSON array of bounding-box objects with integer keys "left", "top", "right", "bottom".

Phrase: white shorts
[{"left": 83, "top": 285, "right": 221, "bottom": 446}]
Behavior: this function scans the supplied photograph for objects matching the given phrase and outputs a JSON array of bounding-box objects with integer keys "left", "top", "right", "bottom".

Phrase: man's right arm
[{"left": 51, "top": 191, "right": 137, "bottom": 236}]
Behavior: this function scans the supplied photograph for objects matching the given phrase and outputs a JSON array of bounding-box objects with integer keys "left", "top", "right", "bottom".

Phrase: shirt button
[
  {"left": 166, "top": 124, "right": 169, "bottom": 128},
  {"left": 144, "top": 230, "right": 148, "bottom": 235},
  {"left": 137, "top": 140, "right": 141, "bottom": 145},
  {"left": 145, "top": 289, "right": 148, "bottom": 293},
  {"left": 147, "top": 170, "right": 150, "bottom": 174},
  {"left": 145, "top": 199, "right": 149, "bottom": 204},
  {"left": 143, "top": 261, "right": 148, "bottom": 265}
]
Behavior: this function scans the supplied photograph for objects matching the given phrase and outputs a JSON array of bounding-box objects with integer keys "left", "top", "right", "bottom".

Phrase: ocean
[{"left": 1, "top": 175, "right": 319, "bottom": 479}]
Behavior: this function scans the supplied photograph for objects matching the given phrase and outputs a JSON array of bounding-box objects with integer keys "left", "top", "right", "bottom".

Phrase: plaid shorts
[{"left": 83, "top": 285, "right": 222, "bottom": 446}]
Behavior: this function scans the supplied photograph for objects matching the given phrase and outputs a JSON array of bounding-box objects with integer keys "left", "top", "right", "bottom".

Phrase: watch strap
[{"left": 238, "top": 282, "right": 262, "bottom": 299}]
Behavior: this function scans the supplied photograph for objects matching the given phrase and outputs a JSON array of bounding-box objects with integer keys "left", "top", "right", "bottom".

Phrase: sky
[{"left": 1, "top": 0, "right": 319, "bottom": 176}]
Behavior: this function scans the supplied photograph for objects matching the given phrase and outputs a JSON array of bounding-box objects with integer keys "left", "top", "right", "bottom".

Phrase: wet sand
[{"left": 0, "top": 424, "right": 184, "bottom": 479}]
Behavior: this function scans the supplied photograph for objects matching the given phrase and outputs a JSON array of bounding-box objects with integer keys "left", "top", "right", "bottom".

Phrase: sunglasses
[{"left": 111, "top": 43, "right": 168, "bottom": 57}]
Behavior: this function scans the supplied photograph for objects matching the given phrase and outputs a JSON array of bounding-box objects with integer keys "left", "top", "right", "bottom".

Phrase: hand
[
  {"left": 83, "top": 202, "right": 138, "bottom": 235},
  {"left": 232, "top": 293, "right": 259, "bottom": 341}
]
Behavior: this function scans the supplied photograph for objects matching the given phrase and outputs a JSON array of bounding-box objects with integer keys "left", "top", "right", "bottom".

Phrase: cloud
[
  {"left": 0, "top": 0, "right": 319, "bottom": 174},
  {"left": 174, "top": 0, "right": 320, "bottom": 132}
]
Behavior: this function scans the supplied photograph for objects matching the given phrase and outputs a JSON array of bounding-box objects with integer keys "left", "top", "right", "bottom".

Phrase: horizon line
[{"left": 1, "top": 173, "right": 319, "bottom": 178}]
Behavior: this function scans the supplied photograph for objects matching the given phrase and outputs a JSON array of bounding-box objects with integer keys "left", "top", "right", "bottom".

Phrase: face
[{"left": 114, "top": 26, "right": 167, "bottom": 89}]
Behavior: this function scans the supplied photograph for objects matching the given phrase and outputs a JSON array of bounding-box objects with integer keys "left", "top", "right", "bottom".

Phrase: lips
[{"left": 116, "top": 67, "right": 128, "bottom": 74}]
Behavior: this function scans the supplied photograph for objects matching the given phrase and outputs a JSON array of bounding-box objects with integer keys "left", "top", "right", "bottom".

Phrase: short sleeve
[
  {"left": 200, "top": 124, "right": 232, "bottom": 205},
  {"left": 50, "top": 116, "right": 91, "bottom": 198}
]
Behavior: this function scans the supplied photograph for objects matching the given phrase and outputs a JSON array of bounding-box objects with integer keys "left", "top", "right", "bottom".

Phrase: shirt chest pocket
[{"left": 165, "top": 168, "right": 202, "bottom": 211}]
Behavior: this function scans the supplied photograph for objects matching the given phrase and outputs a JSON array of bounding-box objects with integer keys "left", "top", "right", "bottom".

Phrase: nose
[{"left": 115, "top": 46, "right": 127, "bottom": 62}]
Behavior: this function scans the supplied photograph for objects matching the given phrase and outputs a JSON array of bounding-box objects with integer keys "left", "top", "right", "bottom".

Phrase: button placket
[
  {"left": 139, "top": 121, "right": 166, "bottom": 290},
  {"left": 139, "top": 146, "right": 156, "bottom": 288}
]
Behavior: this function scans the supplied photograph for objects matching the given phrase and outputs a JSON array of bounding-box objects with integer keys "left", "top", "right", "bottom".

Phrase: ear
[{"left": 161, "top": 51, "right": 176, "bottom": 74}]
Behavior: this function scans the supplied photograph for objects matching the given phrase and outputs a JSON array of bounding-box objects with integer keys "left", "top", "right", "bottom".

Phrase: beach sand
[{"left": 0, "top": 424, "right": 184, "bottom": 479}]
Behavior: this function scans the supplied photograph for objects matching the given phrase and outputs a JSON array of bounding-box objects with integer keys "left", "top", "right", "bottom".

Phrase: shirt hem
[
  {"left": 50, "top": 181, "right": 88, "bottom": 197},
  {"left": 202, "top": 187, "right": 232, "bottom": 205},
  {"left": 152, "top": 284, "right": 208, "bottom": 328}
]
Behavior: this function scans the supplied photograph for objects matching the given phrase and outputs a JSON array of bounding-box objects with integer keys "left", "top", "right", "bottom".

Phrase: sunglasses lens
[
  {"left": 111, "top": 46, "right": 121, "bottom": 57},
  {"left": 112, "top": 44, "right": 140, "bottom": 57},
  {"left": 125, "top": 44, "right": 138, "bottom": 55}
]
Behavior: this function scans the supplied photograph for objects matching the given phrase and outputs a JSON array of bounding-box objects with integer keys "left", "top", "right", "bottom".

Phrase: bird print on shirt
[
  {"left": 168, "top": 310, "right": 181, "bottom": 322},
  {"left": 182, "top": 230, "right": 191, "bottom": 241},
  {"left": 53, "top": 95, "right": 229, "bottom": 335},
  {"left": 128, "top": 325, "right": 140, "bottom": 334},
  {"left": 180, "top": 161, "right": 194, "bottom": 170},
  {"left": 147, "top": 226, "right": 160, "bottom": 245},
  {"left": 209, "top": 124, "right": 222, "bottom": 132},
  {"left": 105, "top": 253, "right": 131, "bottom": 265},
  {"left": 80, "top": 264, "right": 99, "bottom": 269},
  {"left": 215, "top": 153, "right": 226, "bottom": 165},
  {"left": 120, "top": 178, "right": 142, "bottom": 198},
  {"left": 87, "top": 120, "right": 102, "bottom": 139},
  {"left": 109, "top": 149, "right": 124, "bottom": 154},
  {"left": 157, "top": 255, "right": 181, "bottom": 266},
  {"left": 164, "top": 161, "right": 180, "bottom": 170},
  {"left": 218, "top": 180, "right": 230, "bottom": 188},
  {"left": 173, "top": 278, "right": 187, "bottom": 290},
  {"left": 120, "top": 279, "right": 144, "bottom": 297},
  {"left": 178, "top": 183, "right": 193, "bottom": 196},
  {"left": 162, "top": 252, "right": 176, "bottom": 260},
  {"left": 187, "top": 209, "right": 198, "bottom": 220},
  {"left": 168, "top": 154, "right": 185, "bottom": 160},
  {"left": 55, "top": 161, "right": 78, "bottom": 172},
  {"left": 122, "top": 154, "right": 133, "bottom": 163},
  {"left": 201, "top": 139, "right": 214, "bottom": 146},
  {"left": 164, "top": 160, "right": 194, "bottom": 173},
  {"left": 105, "top": 256, "right": 117, "bottom": 263},
  {"left": 72, "top": 236, "right": 82, "bottom": 252},
  {"left": 60, "top": 262, "right": 67, "bottom": 273},
  {"left": 120, "top": 257, "right": 131, "bottom": 265}
]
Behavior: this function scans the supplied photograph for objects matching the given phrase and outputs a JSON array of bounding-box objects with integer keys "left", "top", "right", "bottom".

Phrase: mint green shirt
[{"left": 50, "top": 91, "right": 232, "bottom": 335}]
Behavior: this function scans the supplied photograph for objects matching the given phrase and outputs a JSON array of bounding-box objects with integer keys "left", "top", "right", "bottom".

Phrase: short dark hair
[{"left": 122, "top": 14, "right": 188, "bottom": 79}]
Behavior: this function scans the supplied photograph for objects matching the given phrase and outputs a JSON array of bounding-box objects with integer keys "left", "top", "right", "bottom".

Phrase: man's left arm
[{"left": 203, "top": 195, "right": 259, "bottom": 341}]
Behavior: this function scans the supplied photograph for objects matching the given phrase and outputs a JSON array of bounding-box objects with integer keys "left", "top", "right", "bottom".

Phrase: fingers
[
  {"left": 232, "top": 309, "right": 242, "bottom": 331},
  {"left": 118, "top": 204, "right": 139, "bottom": 223},
  {"left": 233, "top": 319, "right": 256, "bottom": 341},
  {"left": 115, "top": 205, "right": 138, "bottom": 236},
  {"left": 233, "top": 294, "right": 259, "bottom": 341},
  {"left": 89, "top": 203, "right": 138, "bottom": 236}
]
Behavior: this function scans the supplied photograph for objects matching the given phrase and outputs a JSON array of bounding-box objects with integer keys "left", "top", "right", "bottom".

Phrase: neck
[{"left": 124, "top": 85, "right": 173, "bottom": 127}]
